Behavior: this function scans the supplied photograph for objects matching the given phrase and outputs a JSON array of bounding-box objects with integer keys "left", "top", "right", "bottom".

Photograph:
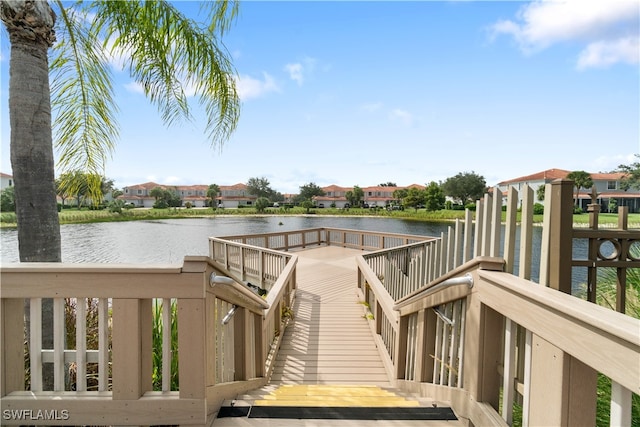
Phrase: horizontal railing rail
[
  {"left": 214, "top": 227, "right": 432, "bottom": 252},
  {"left": 209, "top": 237, "right": 293, "bottom": 291}
]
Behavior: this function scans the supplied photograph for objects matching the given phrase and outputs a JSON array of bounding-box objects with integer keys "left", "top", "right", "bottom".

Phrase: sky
[{"left": 1, "top": 0, "right": 639, "bottom": 195}]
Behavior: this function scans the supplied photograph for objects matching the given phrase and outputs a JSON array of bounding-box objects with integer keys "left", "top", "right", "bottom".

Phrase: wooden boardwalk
[
  {"left": 214, "top": 246, "right": 463, "bottom": 426},
  {"left": 270, "top": 246, "right": 390, "bottom": 386}
]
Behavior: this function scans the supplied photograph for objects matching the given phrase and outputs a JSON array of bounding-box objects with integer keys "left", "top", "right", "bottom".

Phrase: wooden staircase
[{"left": 212, "top": 247, "right": 461, "bottom": 426}]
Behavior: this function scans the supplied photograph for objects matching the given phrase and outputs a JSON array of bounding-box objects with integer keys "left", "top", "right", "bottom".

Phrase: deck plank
[{"left": 270, "top": 246, "right": 389, "bottom": 386}]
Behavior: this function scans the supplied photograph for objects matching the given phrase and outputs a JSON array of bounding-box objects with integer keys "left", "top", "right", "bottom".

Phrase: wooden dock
[
  {"left": 214, "top": 246, "right": 462, "bottom": 426},
  {"left": 270, "top": 246, "right": 389, "bottom": 386}
]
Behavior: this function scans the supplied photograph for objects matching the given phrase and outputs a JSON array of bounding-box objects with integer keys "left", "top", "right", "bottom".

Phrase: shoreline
[{"left": 1, "top": 208, "right": 639, "bottom": 229}]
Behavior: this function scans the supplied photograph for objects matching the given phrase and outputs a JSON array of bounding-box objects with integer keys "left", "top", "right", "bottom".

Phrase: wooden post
[
  {"left": 413, "top": 310, "right": 426, "bottom": 383},
  {"left": 206, "top": 293, "right": 217, "bottom": 387},
  {"left": 254, "top": 312, "right": 265, "bottom": 378},
  {"left": 395, "top": 315, "right": 409, "bottom": 379},
  {"left": 233, "top": 306, "right": 248, "bottom": 381},
  {"left": 463, "top": 288, "right": 502, "bottom": 410},
  {"left": 1, "top": 298, "right": 25, "bottom": 396},
  {"left": 422, "top": 308, "right": 437, "bottom": 383},
  {"left": 547, "top": 179, "right": 574, "bottom": 293},
  {"left": 617, "top": 206, "right": 629, "bottom": 314},
  {"left": 112, "top": 298, "right": 152, "bottom": 399},
  {"left": 528, "top": 335, "right": 597, "bottom": 426},
  {"left": 178, "top": 298, "right": 206, "bottom": 398},
  {"left": 586, "top": 200, "right": 600, "bottom": 302}
]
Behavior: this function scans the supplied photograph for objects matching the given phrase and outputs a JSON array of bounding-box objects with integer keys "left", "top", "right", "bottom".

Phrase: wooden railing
[
  {"left": 214, "top": 227, "right": 431, "bottom": 252},
  {"left": 2, "top": 180, "right": 637, "bottom": 426},
  {"left": 356, "top": 182, "right": 640, "bottom": 427},
  {"left": 0, "top": 257, "right": 280, "bottom": 426},
  {"left": 209, "top": 237, "right": 294, "bottom": 291}
]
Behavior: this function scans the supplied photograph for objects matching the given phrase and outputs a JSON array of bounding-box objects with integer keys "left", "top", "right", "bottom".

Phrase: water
[
  {"left": 0, "top": 216, "right": 455, "bottom": 264},
  {"left": 1, "top": 215, "right": 585, "bottom": 287}
]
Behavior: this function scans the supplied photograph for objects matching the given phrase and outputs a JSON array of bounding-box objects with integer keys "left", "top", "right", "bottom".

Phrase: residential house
[
  {"left": 313, "top": 184, "right": 426, "bottom": 208},
  {"left": 363, "top": 184, "right": 425, "bottom": 207},
  {"left": 120, "top": 182, "right": 258, "bottom": 208},
  {"left": 120, "top": 182, "right": 205, "bottom": 208},
  {"left": 215, "top": 183, "right": 258, "bottom": 208},
  {"left": 497, "top": 168, "right": 638, "bottom": 212},
  {"left": 314, "top": 185, "right": 351, "bottom": 208},
  {"left": 0, "top": 172, "right": 14, "bottom": 191}
]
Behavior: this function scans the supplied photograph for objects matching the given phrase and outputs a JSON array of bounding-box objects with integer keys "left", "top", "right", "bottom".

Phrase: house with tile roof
[
  {"left": 120, "top": 182, "right": 257, "bottom": 208},
  {"left": 497, "top": 168, "right": 638, "bottom": 212},
  {"left": 313, "top": 184, "right": 426, "bottom": 208}
]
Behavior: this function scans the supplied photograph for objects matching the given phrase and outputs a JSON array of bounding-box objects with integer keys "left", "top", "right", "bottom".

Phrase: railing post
[
  {"left": 395, "top": 315, "right": 409, "bottom": 380},
  {"left": 1, "top": 298, "right": 24, "bottom": 396},
  {"left": 616, "top": 206, "right": 629, "bottom": 313},
  {"left": 234, "top": 306, "right": 248, "bottom": 381},
  {"left": 585, "top": 189, "right": 601, "bottom": 303},
  {"left": 254, "top": 312, "right": 265, "bottom": 378},
  {"left": 528, "top": 335, "right": 597, "bottom": 426},
  {"left": 422, "top": 308, "right": 437, "bottom": 383},
  {"left": 546, "top": 179, "right": 574, "bottom": 293},
  {"left": 178, "top": 297, "right": 206, "bottom": 398},
  {"left": 112, "top": 298, "right": 153, "bottom": 399},
  {"left": 463, "top": 288, "right": 502, "bottom": 410}
]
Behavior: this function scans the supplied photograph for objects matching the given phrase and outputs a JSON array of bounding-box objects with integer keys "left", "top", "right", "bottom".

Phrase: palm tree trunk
[
  {"left": 2, "top": 0, "right": 60, "bottom": 391},
  {"left": 3, "top": 0, "right": 61, "bottom": 262}
]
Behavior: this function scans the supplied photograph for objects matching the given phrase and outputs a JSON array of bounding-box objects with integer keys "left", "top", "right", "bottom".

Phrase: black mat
[
  {"left": 241, "top": 406, "right": 457, "bottom": 420},
  {"left": 218, "top": 406, "right": 250, "bottom": 417}
]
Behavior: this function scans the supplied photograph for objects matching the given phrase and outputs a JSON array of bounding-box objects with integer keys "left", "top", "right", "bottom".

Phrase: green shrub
[
  {"left": 533, "top": 203, "right": 544, "bottom": 215},
  {"left": 154, "top": 199, "right": 169, "bottom": 209}
]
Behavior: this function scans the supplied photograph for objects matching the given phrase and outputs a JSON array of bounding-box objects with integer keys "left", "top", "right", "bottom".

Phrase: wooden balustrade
[
  {"left": 356, "top": 182, "right": 640, "bottom": 426},
  {"left": 214, "top": 227, "right": 431, "bottom": 253},
  {"left": 0, "top": 257, "right": 273, "bottom": 426}
]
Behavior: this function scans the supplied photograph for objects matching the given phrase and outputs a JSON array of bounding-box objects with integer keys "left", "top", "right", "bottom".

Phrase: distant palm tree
[
  {"left": 207, "top": 184, "right": 220, "bottom": 207},
  {"left": 566, "top": 170, "right": 593, "bottom": 207}
]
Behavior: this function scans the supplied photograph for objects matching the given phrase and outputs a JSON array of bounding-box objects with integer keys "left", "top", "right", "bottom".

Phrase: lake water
[
  {"left": 0, "top": 216, "right": 461, "bottom": 264},
  {"left": 2, "top": 215, "right": 581, "bottom": 285}
]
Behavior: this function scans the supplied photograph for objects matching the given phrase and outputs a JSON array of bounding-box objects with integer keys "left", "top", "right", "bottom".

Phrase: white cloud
[
  {"left": 592, "top": 153, "right": 637, "bottom": 171},
  {"left": 235, "top": 72, "right": 279, "bottom": 100},
  {"left": 389, "top": 109, "right": 415, "bottom": 126},
  {"left": 284, "top": 63, "right": 304, "bottom": 85},
  {"left": 361, "top": 102, "right": 383, "bottom": 112},
  {"left": 163, "top": 176, "right": 182, "bottom": 185},
  {"left": 577, "top": 37, "right": 640, "bottom": 69},
  {"left": 489, "top": 0, "right": 639, "bottom": 69},
  {"left": 284, "top": 56, "right": 318, "bottom": 86}
]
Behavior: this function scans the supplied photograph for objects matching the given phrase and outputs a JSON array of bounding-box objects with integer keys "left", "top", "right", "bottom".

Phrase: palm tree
[
  {"left": 207, "top": 183, "right": 220, "bottom": 207},
  {"left": 566, "top": 170, "right": 594, "bottom": 207},
  {"left": 1, "top": 0, "right": 240, "bottom": 390},
  {"left": 0, "top": 0, "right": 240, "bottom": 262}
]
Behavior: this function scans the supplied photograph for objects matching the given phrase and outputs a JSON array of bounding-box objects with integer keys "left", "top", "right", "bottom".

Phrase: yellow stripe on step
[{"left": 254, "top": 385, "right": 421, "bottom": 407}]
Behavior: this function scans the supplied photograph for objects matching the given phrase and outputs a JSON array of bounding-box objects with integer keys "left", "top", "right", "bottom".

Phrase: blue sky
[{"left": 1, "top": 1, "right": 639, "bottom": 194}]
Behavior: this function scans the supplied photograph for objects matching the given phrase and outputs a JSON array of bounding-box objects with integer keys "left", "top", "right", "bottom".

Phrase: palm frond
[
  {"left": 91, "top": 0, "right": 240, "bottom": 149},
  {"left": 50, "top": 0, "right": 118, "bottom": 179}
]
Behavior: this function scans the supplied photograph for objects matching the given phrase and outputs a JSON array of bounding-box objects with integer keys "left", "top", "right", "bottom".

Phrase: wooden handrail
[{"left": 393, "top": 257, "right": 504, "bottom": 311}]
